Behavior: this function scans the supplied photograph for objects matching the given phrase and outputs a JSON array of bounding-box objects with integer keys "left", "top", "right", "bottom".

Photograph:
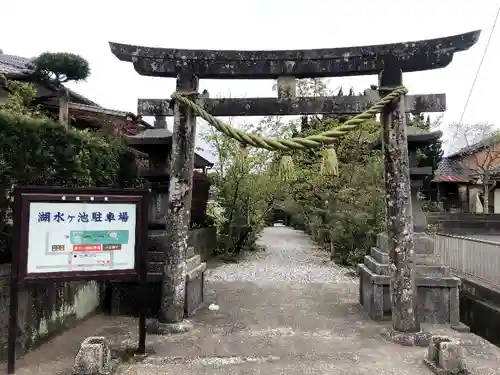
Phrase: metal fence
[{"left": 433, "top": 233, "right": 500, "bottom": 287}]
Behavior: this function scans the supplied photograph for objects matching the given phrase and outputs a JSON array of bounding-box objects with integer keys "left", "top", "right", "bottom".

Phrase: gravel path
[
  {"left": 115, "top": 225, "right": 500, "bottom": 375},
  {"left": 207, "top": 224, "right": 357, "bottom": 285}
]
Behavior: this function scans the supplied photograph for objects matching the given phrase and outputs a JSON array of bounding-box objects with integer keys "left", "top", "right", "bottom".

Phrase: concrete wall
[
  {"left": 0, "top": 264, "right": 100, "bottom": 361},
  {"left": 427, "top": 212, "right": 500, "bottom": 235},
  {"left": 494, "top": 189, "right": 500, "bottom": 213},
  {"left": 458, "top": 274, "right": 500, "bottom": 346},
  {"left": 189, "top": 227, "right": 217, "bottom": 261}
]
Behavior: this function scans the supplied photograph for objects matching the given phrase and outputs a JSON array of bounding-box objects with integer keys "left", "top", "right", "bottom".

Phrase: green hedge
[{"left": 0, "top": 110, "right": 144, "bottom": 262}]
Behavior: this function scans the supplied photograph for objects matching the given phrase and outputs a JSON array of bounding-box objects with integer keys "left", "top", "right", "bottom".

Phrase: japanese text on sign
[{"left": 37, "top": 211, "right": 129, "bottom": 224}]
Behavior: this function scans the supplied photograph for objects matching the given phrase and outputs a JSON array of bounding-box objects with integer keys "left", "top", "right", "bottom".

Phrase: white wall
[{"left": 494, "top": 189, "right": 500, "bottom": 213}]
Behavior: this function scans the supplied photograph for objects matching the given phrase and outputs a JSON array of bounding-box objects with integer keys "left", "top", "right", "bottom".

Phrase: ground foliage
[
  {"left": 284, "top": 108, "right": 385, "bottom": 265},
  {"left": 203, "top": 79, "right": 387, "bottom": 265},
  {"left": 201, "top": 118, "right": 287, "bottom": 257}
]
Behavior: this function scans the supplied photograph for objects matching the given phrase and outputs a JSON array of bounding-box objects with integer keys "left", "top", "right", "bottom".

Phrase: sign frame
[
  {"left": 13, "top": 186, "right": 148, "bottom": 283},
  {"left": 8, "top": 186, "right": 149, "bottom": 374}
]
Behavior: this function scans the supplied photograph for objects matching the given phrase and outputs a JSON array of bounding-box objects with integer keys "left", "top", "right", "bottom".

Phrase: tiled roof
[
  {"left": 446, "top": 133, "right": 500, "bottom": 159},
  {"left": 41, "top": 102, "right": 153, "bottom": 132},
  {"left": 0, "top": 54, "right": 33, "bottom": 76},
  {"left": 126, "top": 128, "right": 213, "bottom": 168},
  {"left": 433, "top": 132, "right": 500, "bottom": 183},
  {"left": 127, "top": 128, "right": 173, "bottom": 140},
  {"left": 433, "top": 157, "right": 500, "bottom": 183},
  {"left": 370, "top": 125, "right": 443, "bottom": 149},
  {"left": 406, "top": 125, "right": 441, "bottom": 138},
  {"left": 68, "top": 102, "right": 144, "bottom": 122},
  {"left": 432, "top": 158, "right": 471, "bottom": 183},
  {"left": 67, "top": 102, "right": 152, "bottom": 132}
]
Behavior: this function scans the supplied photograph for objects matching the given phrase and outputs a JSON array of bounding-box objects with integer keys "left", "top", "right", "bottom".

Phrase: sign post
[{"left": 8, "top": 186, "right": 149, "bottom": 374}]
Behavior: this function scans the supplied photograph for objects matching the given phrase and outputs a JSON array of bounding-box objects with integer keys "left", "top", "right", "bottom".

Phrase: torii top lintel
[{"left": 109, "top": 30, "right": 480, "bottom": 79}]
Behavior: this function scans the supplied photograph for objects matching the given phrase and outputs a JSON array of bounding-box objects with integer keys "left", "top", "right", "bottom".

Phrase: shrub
[
  {"left": 200, "top": 121, "right": 283, "bottom": 258},
  {"left": 282, "top": 114, "right": 385, "bottom": 266},
  {"left": 33, "top": 52, "right": 90, "bottom": 83},
  {"left": 0, "top": 110, "right": 144, "bottom": 262}
]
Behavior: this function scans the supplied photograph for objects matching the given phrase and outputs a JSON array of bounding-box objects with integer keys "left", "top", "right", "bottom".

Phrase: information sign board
[
  {"left": 13, "top": 186, "right": 148, "bottom": 283},
  {"left": 27, "top": 202, "right": 137, "bottom": 275}
]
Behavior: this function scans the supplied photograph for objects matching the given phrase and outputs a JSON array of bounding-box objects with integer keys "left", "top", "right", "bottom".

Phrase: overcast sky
[{"left": 2, "top": 0, "right": 499, "bottom": 159}]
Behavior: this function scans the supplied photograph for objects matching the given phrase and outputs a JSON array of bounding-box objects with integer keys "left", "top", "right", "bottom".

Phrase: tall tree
[
  {"left": 407, "top": 113, "right": 443, "bottom": 200},
  {"left": 410, "top": 113, "right": 443, "bottom": 168}
]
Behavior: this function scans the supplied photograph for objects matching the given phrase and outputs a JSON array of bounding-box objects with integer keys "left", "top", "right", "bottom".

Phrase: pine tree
[{"left": 408, "top": 113, "right": 443, "bottom": 199}]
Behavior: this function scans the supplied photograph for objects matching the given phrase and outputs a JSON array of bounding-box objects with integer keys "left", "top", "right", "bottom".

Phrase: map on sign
[{"left": 26, "top": 202, "right": 137, "bottom": 274}]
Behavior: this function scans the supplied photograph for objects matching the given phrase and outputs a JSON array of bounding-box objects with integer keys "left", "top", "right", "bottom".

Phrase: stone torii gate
[{"left": 109, "top": 30, "right": 480, "bottom": 340}]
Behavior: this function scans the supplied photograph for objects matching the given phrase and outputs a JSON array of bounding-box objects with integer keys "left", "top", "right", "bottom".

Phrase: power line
[{"left": 458, "top": 6, "right": 500, "bottom": 125}]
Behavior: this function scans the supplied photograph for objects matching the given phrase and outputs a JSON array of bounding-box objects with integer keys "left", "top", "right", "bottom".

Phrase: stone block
[
  {"left": 358, "top": 262, "right": 461, "bottom": 324},
  {"left": 358, "top": 264, "right": 391, "bottom": 321},
  {"left": 381, "top": 328, "right": 432, "bottom": 347},
  {"left": 377, "top": 232, "right": 436, "bottom": 259},
  {"left": 185, "top": 257, "right": 206, "bottom": 317},
  {"left": 360, "top": 231, "right": 461, "bottom": 326},
  {"left": 146, "top": 318, "right": 194, "bottom": 334},
  {"left": 363, "top": 253, "right": 451, "bottom": 278},
  {"left": 413, "top": 232, "right": 435, "bottom": 256},
  {"left": 186, "top": 246, "right": 195, "bottom": 258},
  {"left": 188, "top": 227, "right": 217, "bottom": 261},
  {"left": 424, "top": 335, "right": 468, "bottom": 374},
  {"left": 72, "top": 336, "right": 112, "bottom": 375},
  {"left": 186, "top": 254, "right": 201, "bottom": 271},
  {"left": 369, "top": 246, "right": 388, "bottom": 264}
]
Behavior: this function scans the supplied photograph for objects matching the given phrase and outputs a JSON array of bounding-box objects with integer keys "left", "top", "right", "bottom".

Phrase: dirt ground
[{"left": 4, "top": 226, "right": 500, "bottom": 374}]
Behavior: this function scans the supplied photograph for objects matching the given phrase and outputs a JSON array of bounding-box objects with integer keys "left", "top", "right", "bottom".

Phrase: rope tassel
[
  {"left": 319, "top": 147, "right": 339, "bottom": 176},
  {"left": 235, "top": 144, "right": 249, "bottom": 172},
  {"left": 279, "top": 155, "right": 294, "bottom": 181}
]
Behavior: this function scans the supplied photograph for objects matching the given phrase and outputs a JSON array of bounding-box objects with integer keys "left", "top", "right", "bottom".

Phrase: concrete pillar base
[{"left": 145, "top": 318, "right": 194, "bottom": 335}]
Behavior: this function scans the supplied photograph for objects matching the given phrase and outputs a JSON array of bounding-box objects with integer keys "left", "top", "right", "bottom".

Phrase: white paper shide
[{"left": 27, "top": 202, "right": 137, "bottom": 274}]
